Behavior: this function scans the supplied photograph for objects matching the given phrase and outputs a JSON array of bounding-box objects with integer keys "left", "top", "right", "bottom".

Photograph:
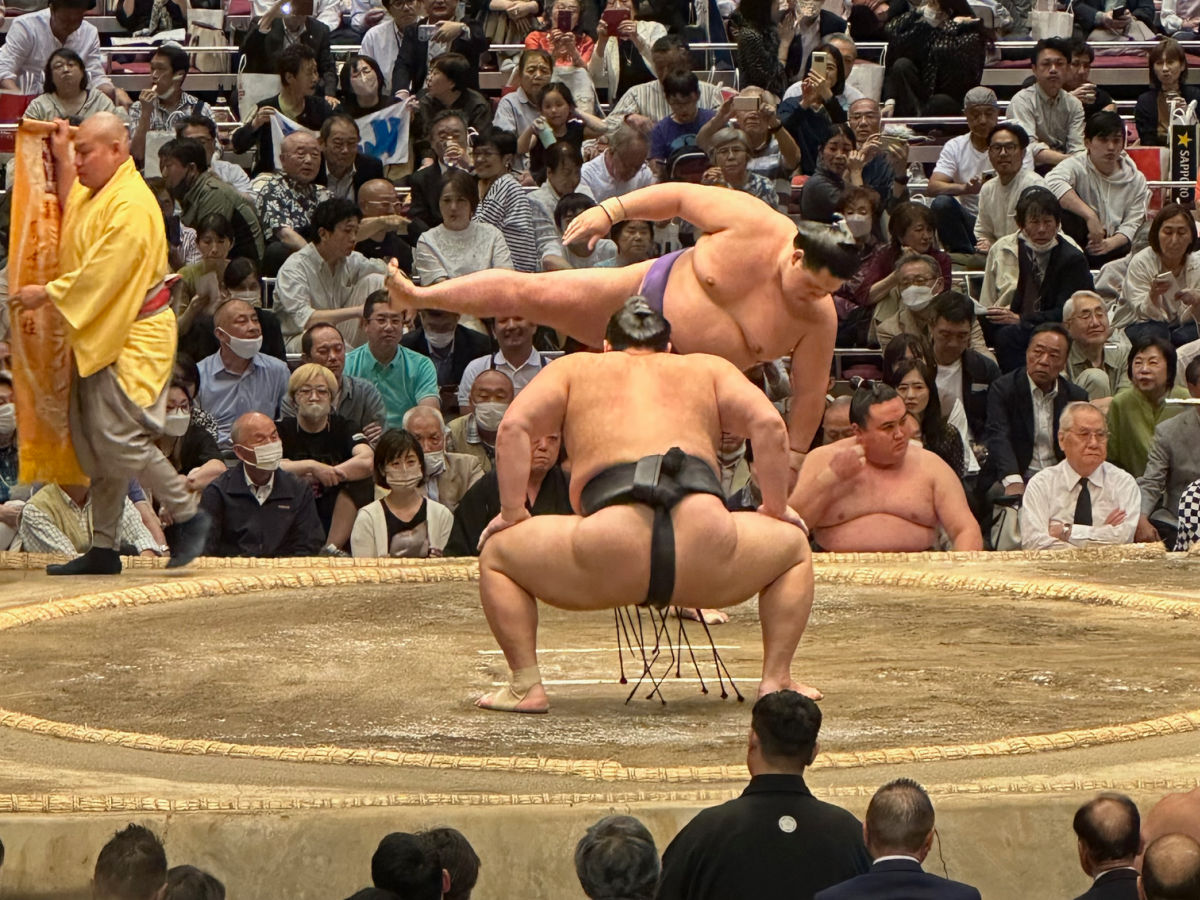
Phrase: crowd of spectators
[
  {"left": 1, "top": 0, "right": 1200, "bottom": 557},
  {"left": 47, "top": 690, "right": 1200, "bottom": 900}
]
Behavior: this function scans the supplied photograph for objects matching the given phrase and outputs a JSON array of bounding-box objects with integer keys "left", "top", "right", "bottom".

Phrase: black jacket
[
  {"left": 1015, "top": 239, "right": 1094, "bottom": 324},
  {"left": 444, "top": 466, "right": 572, "bottom": 556},
  {"left": 656, "top": 773, "right": 871, "bottom": 900},
  {"left": 318, "top": 152, "right": 385, "bottom": 193},
  {"left": 956, "top": 348, "right": 1001, "bottom": 443},
  {"left": 1072, "top": 867, "right": 1141, "bottom": 900},
  {"left": 815, "top": 858, "right": 981, "bottom": 900},
  {"left": 401, "top": 323, "right": 493, "bottom": 387},
  {"left": 783, "top": 11, "right": 847, "bottom": 82},
  {"left": 403, "top": 162, "right": 448, "bottom": 237},
  {"left": 1135, "top": 85, "right": 1200, "bottom": 147},
  {"left": 240, "top": 17, "right": 338, "bottom": 96},
  {"left": 201, "top": 466, "right": 326, "bottom": 557},
  {"left": 230, "top": 93, "right": 334, "bottom": 175},
  {"left": 983, "top": 368, "right": 1088, "bottom": 487},
  {"left": 391, "top": 21, "right": 489, "bottom": 95}
]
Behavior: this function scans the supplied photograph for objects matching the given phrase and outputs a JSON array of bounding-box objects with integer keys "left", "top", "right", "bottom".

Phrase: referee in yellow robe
[{"left": 14, "top": 114, "right": 210, "bottom": 574}]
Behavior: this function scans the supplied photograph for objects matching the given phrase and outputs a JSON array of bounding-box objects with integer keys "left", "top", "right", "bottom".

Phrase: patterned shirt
[
  {"left": 257, "top": 175, "right": 332, "bottom": 239},
  {"left": 128, "top": 91, "right": 213, "bottom": 134},
  {"left": 19, "top": 487, "right": 157, "bottom": 555},
  {"left": 734, "top": 171, "right": 781, "bottom": 210},
  {"left": 473, "top": 174, "right": 540, "bottom": 273},
  {"left": 0, "top": 443, "right": 16, "bottom": 504}
]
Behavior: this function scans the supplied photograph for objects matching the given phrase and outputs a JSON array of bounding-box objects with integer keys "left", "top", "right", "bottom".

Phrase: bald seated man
[
  {"left": 1143, "top": 789, "right": 1200, "bottom": 854},
  {"left": 14, "top": 112, "right": 210, "bottom": 574},
  {"left": 790, "top": 382, "right": 983, "bottom": 552},
  {"left": 1141, "top": 835, "right": 1200, "bottom": 900},
  {"left": 388, "top": 184, "right": 862, "bottom": 473},
  {"left": 474, "top": 297, "right": 817, "bottom": 714},
  {"left": 356, "top": 178, "right": 414, "bottom": 271}
]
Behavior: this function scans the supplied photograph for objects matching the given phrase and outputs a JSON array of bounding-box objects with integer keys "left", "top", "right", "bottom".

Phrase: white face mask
[
  {"left": 900, "top": 285, "right": 936, "bottom": 311},
  {"left": 298, "top": 399, "right": 331, "bottom": 420},
  {"left": 845, "top": 214, "right": 872, "bottom": 239},
  {"left": 425, "top": 329, "right": 455, "bottom": 349},
  {"left": 1021, "top": 232, "right": 1058, "bottom": 254},
  {"left": 473, "top": 401, "right": 508, "bottom": 431},
  {"left": 0, "top": 402, "right": 15, "bottom": 437},
  {"left": 423, "top": 449, "right": 446, "bottom": 476},
  {"left": 922, "top": 2, "right": 942, "bottom": 23},
  {"left": 219, "top": 328, "right": 262, "bottom": 360},
  {"left": 239, "top": 439, "right": 284, "bottom": 471},
  {"left": 386, "top": 465, "right": 423, "bottom": 491},
  {"left": 163, "top": 409, "right": 191, "bottom": 437}
]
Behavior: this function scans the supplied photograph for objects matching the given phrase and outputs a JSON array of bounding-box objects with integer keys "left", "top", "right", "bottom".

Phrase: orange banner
[{"left": 8, "top": 120, "right": 86, "bottom": 485}]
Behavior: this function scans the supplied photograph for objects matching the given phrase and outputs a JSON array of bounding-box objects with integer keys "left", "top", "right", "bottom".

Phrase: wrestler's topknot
[{"left": 605, "top": 296, "right": 671, "bottom": 352}]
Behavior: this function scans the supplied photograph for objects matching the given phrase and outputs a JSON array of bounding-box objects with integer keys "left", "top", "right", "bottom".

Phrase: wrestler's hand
[
  {"left": 477, "top": 507, "right": 531, "bottom": 550},
  {"left": 13, "top": 284, "right": 49, "bottom": 310},
  {"left": 758, "top": 503, "right": 809, "bottom": 535},
  {"left": 561, "top": 205, "right": 616, "bottom": 251},
  {"left": 825, "top": 444, "right": 866, "bottom": 483}
]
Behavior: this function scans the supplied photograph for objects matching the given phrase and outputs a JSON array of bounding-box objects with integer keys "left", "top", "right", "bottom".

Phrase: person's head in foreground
[
  {"left": 1141, "top": 834, "right": 1200, "bottom": 900},
  {"left": 372, "top": 832, "right": 446, "bottom": 900},
  {"left": 604, "top": 296, "right": 671, "bottom": 352},
  {"left": 1073, "top": 792, "right": 1141, "bottom": 879},
  {"left": 849, "top": 381, "right": 908, "bottom": 469},
  {"left": 864, "top": 778, "right": 936, "bottom": 862},
  {"left": 163, "top": 865, "right": 225, "bottom": 900},
  {"left": 93, "top": 824, "right": 167, "bottom": 900},
  {"left": 748, "top": 689, "right": 821, "bottom": 775},
  {"left": 417, "top": 828, "right": 480, "bottom": 900},
  {"left": 575, "top": 815, "right": 659, "bottom": 900}
]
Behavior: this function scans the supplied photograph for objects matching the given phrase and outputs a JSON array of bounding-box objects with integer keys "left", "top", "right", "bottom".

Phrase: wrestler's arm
[
  {"left": 492, "top": 362, "right": 571, "bottom": 521},
  {"left": 711, "top": 357, "right": 791, "bottom": 517},
  {"left": 929, "top": 453, "right": 984, "bottom": 550},
  {"left": 785, "top": 300, "right": 837, "bottom": 465},
  {"left": 562, "top": 182, "right": 780, "bottom": 249},
  {"left": 788, "top": 442, "right": 864, "bottom": 525}
]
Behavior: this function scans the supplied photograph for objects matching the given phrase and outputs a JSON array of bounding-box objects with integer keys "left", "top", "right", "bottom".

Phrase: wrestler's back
[
  {"left": 811, "top": 441, "right": 943, "bottom": 551},
  {"left": 555, "top": 351, "right": 726, "bottom": 511}
]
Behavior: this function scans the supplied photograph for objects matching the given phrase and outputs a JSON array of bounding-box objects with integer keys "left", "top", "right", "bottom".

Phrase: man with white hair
[
  {"left": 403, "top": 405, "right": 484, "bottom": 511},
  {"left": 580, "top": 124, "right": 655, "bottom": 203},
  {"left": 1062, "top": 291, "right": 1130, "bottom": 410},
  {"left": 1018, "top": 401, "right": 1140, "bottom": 549},
  {"left": 13, "top": 113, "right": 209, "bottom": 574}
]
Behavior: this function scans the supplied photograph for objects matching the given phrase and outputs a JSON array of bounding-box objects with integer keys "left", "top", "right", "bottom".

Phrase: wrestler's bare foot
[
  {"left": 475, "top": 682, "right": 550, "bottom": 714},
  {"left": 757, "top": 679, "right": 823, "bottom": 701},
  {"left": 385, "top": 258, "right": 418, "bottom": 318},
  {"left": 671, "top": 606, "right": 731, "bottom": 625}
]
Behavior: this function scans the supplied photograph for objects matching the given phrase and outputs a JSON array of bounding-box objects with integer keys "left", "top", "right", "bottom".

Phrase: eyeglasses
[
  {"left": 1067, "top": 428, "right": 1109, "bottom": 441},
  {"left": 295, "top": 386, "right": 332, "bottom": 399},
  {"left": 989, "top": 142, "right": 1020, "bottom": 154},
  {"left": 1070, "top": 310, "right": 1106, "bottom": 322},
  {"left": 714, "top": 146, "right": 748, "bottom": 158},
  {"left": 369, "top": 315, "right": 405, "bottom": 327}
]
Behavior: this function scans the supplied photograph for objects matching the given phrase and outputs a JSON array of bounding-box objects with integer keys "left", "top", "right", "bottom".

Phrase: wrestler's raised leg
[{"left": 388, "top": 263, "right": 650, "bottom": 348}]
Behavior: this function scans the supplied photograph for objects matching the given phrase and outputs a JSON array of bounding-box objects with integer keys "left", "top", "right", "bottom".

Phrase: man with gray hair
[
  {"left": 1063, "top": 291, "right": 1130, "bottom": 410},
  {"left": 403, "top": 404, "right": 483, "bottom": 511},
  {"left": 815, "top": 779, "right": 980, "bottom": 900},
  {"left": 575, "top": 815, "right": 659, "bottom": 900},
  {"left": 1018, "top": 401, "right": 1140, "bottom": 549},
  {"left": 580, "top": 124, "right": 655, "bottom": 202}
]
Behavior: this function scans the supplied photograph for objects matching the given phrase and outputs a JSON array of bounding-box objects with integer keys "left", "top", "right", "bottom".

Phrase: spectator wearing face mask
[
  {"left": 197, "top": 298, "right": 291, "bottom": 450},
  {"left": 351, "top": 428, "right": 454, "bottom": 557},
  {"left": 201, "top": 412, "right": 326, "bottom": 557},
  {"left": 403, "top": 404, "right": 483, "bottom": 511},
  {"left": 401, "top": 309, "right": 493, "bottom": 391},
  {"left": 152, "top": 379, "right": 226, "bottom": 504},
  {"left": 446, "top": 368, "right": 515, "bottom": 474}
]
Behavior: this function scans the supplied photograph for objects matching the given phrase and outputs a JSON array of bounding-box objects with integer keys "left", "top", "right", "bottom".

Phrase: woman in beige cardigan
[{"left": 351, "top": 430, "right": 453, "bottom": 558}]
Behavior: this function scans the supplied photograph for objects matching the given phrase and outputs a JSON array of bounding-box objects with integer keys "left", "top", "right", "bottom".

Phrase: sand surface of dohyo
[{"left": 0, "top": 576, "right": 1193, "bottom": 768}]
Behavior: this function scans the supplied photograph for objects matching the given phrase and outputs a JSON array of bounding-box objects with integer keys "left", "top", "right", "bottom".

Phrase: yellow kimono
[{"left": 44, "top": 157, "right": 175, "bottom": 409}]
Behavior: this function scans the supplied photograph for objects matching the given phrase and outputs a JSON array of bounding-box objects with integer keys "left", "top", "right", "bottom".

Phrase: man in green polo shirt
[{"left": 343, "top": 291, "right": 440, "bottom": 428}]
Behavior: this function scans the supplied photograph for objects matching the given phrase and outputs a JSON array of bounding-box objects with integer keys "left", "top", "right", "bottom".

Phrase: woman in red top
[{"left": 524, "top": 0, "right": 596, "bottom": 68}]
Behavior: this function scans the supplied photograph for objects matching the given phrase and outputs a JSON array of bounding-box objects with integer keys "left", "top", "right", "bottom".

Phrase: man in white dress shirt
[{"left": 1019, "top": 401, "right": 1140, "bottom": 549}]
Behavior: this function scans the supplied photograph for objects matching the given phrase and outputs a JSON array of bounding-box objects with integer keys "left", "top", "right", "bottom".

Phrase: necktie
[{"left": 1075, "top": 478, "right": 1093, "bottom": 527}]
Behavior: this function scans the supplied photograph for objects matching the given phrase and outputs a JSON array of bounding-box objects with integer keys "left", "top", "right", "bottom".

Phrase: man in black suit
[
  {"left": 983, "top": 322, "right": 1088, "bottom": 498},
  {"left": 319, "top": 113, "right": 385, "bottom": 199},
  {"left": 357, "top": 179, "right": 415, "bottom": 274},
  {"left": 401, "top": 310, "right": 492, "bottom": 391},
  {"left": 930, "top": 293, "right": 999, "bottom": 447},
  {"left": 240, "top": 0, "right": 337, "bottom": 98},
  {"left": 655, "top": 691, "right": 870, "bottom": 900},
  {"left": 783, "top": 7, "right": 848, "bottom": 82},
  {"left": 403, "top": 110, "right": 470, "bottom": 238},
  {"left": 1071, "top": 794, "right": 1142, "bottom": 900},
  {"left": 815, "top": 779, "right": 980, "bottom": 900},
  {"left": 390, "top": 0, "right": 489, "bottom": 95}
]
